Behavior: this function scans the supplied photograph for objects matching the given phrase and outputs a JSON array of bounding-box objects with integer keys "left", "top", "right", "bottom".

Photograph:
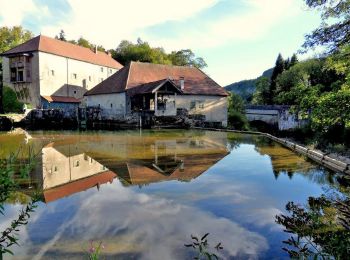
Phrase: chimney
[
  {"left": 94, "top": 45, "right": 97, "bottom": 53},
  {"left": 179, "top": 77, "right": 185, "bottom": 90}
]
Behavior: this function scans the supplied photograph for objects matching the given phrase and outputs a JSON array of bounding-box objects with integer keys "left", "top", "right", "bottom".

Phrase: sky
[{"left": 0, "top": 0, "right": 322, "bottom": 85}]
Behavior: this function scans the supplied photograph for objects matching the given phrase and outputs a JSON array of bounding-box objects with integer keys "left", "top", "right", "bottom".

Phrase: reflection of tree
[
  {"left": 0, "top": 149, "right": 39, "bottom": 256},
  {"left": 276, "top": 193, "right": 350, "bottom": 259}
]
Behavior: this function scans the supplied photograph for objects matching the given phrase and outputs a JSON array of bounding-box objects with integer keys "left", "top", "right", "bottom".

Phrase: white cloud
[
  {"left": 142, "top": 0, "right": 304, "bottom": 51},
  {"left": 13, "top": 182, "right": 268, "bottom": 259},
  {"left": 0, "top": 0, "right": 49, "bottom": 26},
  {"left": 40, "top": 0, "right": 218, "bottom": 49}
]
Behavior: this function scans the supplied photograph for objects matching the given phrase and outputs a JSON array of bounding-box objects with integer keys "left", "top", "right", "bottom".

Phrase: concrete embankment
[{"left": 194, "top": 127, "right": 350, "bottom": 175}]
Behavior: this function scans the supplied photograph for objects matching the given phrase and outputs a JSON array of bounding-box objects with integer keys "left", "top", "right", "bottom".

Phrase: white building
[
  {"left": 85, "top": 61, "right": 229, "bottom": 127},
  {"left": 1, "top": 35, "right": 123, "bottom": 108}
]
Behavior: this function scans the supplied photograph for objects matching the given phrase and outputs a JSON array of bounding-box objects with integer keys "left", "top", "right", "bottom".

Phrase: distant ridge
[{"left": 225, "top": 68, "right": 273, "bottom": 101}]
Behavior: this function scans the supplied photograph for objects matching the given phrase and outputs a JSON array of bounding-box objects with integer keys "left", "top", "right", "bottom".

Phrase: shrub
[
  {"left": 228, "top": 111, "right": 249, "bottom": 130},
  {"left": 2, "top": 86, "right": 23, "bottom": 113}
]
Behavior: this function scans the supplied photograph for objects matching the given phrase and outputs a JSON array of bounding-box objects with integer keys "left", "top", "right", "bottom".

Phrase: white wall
[
  {"left": 2, "top": 53, "right": 41, "bottom": 107},
  {"left": 177, "top": 95, "right": 228, "bottom": 126},
  {"left": 2, "top": 51, "right": 119, "bottom": 108},
  {"left": 39, "top": 52, "right": 118, "bottom": 100},
  {"left": 42, "top": 146, "right": 109, "bottom": 189},
  {"left": 155, "top": 94, "right": 176, "bottom": 116},
  {"left": 85, "top": 92, "right": 126, "bottom": 119}
]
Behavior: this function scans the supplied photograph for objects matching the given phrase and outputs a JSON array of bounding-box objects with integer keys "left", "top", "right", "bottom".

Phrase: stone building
[
  {"left": 1, "top": 35, "right": 123, "bottom": 108},
  {"left": 84, "top": 61, "right": 228, "bottom": 127}
]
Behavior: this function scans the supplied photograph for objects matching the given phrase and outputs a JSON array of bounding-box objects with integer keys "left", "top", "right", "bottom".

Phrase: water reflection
[
  {"left": 27, "top": 132, "right": 230, "bottom": 203},
  {"left": 1, "top": 129, "right": 346, "bottom": 259}
]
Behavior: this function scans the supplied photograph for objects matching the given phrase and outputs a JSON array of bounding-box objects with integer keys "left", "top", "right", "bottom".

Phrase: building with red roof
[
  {"left": 85, "top": 61, "right": 228, "bottom": 126},
  {"left": 1, "top": 35, "right": 123, "bottom": 108}
]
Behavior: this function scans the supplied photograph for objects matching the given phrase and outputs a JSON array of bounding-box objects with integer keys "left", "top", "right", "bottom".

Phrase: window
[
  {"left": 10, "top": 68, "right": 16, "bottom": 82},
  {"left": 110, "top": 103, "right": 113, "bottom": 108},
  {"left": 51, "top": 70, "right": 55, "bottom": 76},
  {"left": 73, "top": 90, "right": 77, "bottom": 94},
  {"left": 89, "top": 76, "right": 91, "bottom": 81},
  {"left": 17, "top": 70, "right": 24, "bottom": 82},
  {"left": 101, "top": 67, "right": 103, "bottom": 72},
  {"left": 73, "top": 73, "right": 77, "bottom": 79},
  {"left": 74, "top": 160, "right": 80, "bottom": 167},
  {"left": 109, "top": 69, "right": 112, "bottom": 73}
]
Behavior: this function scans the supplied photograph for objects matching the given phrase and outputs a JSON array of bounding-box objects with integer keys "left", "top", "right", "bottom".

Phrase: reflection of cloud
[
  {"left": 23, "top": 182, "right": 268, "bottom": 259},
  {"left": 244, "top": 208, "right": 283, "bottom": 231}
]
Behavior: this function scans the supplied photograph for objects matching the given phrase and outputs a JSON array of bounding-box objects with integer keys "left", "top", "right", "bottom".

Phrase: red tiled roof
[
  {"left": 42, "top": 95, "right": 81, "bottom": 103},
  {"left": 85, "top": 61, "right": 228, "bottom": 96},
  {"left": 1, "top": 35, "right": 123, "bottom": 69},
  {"left": 43, "top": 171, "right": 117, "bottom": 203}
]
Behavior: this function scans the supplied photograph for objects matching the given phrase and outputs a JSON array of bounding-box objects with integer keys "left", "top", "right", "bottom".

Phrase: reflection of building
[
  {"left": 29, "top": 133, "right": 229, "bottom": 202},
  {"left": 39, "top": 143, "right": 117, "bottom": 202}
]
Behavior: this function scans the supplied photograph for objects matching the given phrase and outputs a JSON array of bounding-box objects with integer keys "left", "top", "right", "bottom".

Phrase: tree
[
  {"left": 168, "top": 49, "right": 207, "bottom": 69},
  {"left": 55, "top": 29, "right": 66, "bottom": 41},
  {"left": 269, "top": 54, "right": 285, "bottom": 104},
  {"left": 77, "top": 37, "right": 92, "bottom": 49},
  {"left": 0, "top": 26, "right": 33, "bottom": 113},
  {"left": 252, "top": 76, "right": 270, "bottom": 105},
  {"left": 302, "top": 0, "right": 350, "bottom": 52},
  {"left": 227, "top": 92, "right": 249, "bottom": 130},
  {"left": 112, "top": 39, "right": 207, "bottom": 69},
  {"left": 290, "top": 53, "right": 298, "bottom": 67}
]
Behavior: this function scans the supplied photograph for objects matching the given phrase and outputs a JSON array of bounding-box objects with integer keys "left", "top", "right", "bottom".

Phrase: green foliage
[
  {"left": 225, "top": 68, "right": 273, "bottom": 102},
  {"left": 311, "top": 86, "right": 350, "bottom": 130},
  {"left": 276, "top": 195, "right": 350, "bottom": 259},
  {"left": 269, "top": 53, "right": 286, "bottom": 104},
  {"left": 227, "top": 93, "right": 249, "bottom": 130},
  {"left": 85, "top": 240, "right": 105, "bottom": 260},
  {"left": 0, "top": 148, "right": 38, "bottom": 256},
  {"left": 0, "top": 26, "right": 33, "bottom": 113},
  {"left": 2, "top": 86, "right": 23, "bottom": 113},
  {"left": 184, "top": 233, "right": 223, "bottom": 260},
  {"left": 302, "top": 0, "right": 350, "bottom": 52},
  {"left": 168, "top": 49, "right": 207, "bottom": 69},
  {"left": 0, "top": 26, "right": 33, "bottom": 54},
  {"left": 112, "top": 38, "right": 207, "bottom": 69},
  {"left": 252, "top": 76, "right": 270, "bottom": 105},
  {"left": 55, "top": 29, "right": 66, "bottom": 41}
]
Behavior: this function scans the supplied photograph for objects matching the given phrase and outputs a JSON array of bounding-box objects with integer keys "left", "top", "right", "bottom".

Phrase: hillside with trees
[
  {"left": 224, "top": 68, "right": 273, "bottom": 102},
  {"left": 251, "top": 0, "right": 350, "bottom": 149}
]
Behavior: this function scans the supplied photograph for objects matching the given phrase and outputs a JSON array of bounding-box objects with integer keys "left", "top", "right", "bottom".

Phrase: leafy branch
[{"left": 184, "top": 233, "right": 223, "bottom": 260}]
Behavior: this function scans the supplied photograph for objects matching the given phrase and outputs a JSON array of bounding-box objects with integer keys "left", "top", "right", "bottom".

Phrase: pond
[{"left": 0, "top": 129, "right": 346, "bottom": 259}]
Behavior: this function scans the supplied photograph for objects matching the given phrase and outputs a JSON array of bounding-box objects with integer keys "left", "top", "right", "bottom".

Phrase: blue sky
[{"left": 0, "top": 0, "right": 321, "bottom": 85}]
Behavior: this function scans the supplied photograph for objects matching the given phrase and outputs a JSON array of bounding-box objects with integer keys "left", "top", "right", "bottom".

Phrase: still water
[{"left": 0, "top": 129, "right": 343, "bottom": 259}]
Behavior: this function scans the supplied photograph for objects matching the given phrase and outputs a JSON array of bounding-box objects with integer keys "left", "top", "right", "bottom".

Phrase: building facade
[
  {"left": 85, "top": 62, "right": 228, "bottom": 126},
  {"left": 1, "top": 35, "right": 123, "bottom": 108}
]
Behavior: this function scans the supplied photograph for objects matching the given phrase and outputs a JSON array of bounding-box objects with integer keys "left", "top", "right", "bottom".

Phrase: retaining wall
[{"left": 194, "top": 127, "right": 350, "bottom": 175}]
